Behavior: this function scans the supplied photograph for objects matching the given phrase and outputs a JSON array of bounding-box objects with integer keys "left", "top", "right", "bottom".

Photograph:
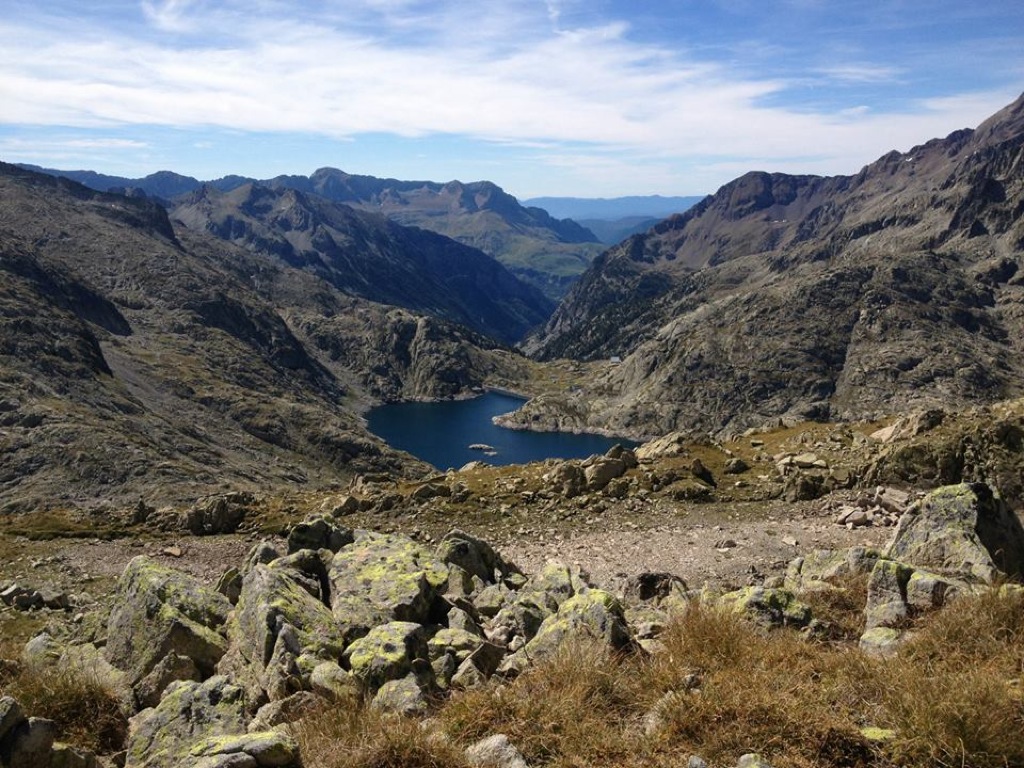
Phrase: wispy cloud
[{"left": 0, "top": 1, "right": 1020, "bottom": 194}]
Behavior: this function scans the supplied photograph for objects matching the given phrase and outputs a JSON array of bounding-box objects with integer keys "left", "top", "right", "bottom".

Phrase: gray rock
[
  {"left": 436, "top": 529, "right": 515, "bottom": 584},
  {"left": 184, "top": 492, "right": 253, "bottom": 535},
  {"left": 190, "top": 730, "right": 301, "bottom": 767},
  {"left": 343, "top": 621, "right": 431, "bottom": 693},
  {"left": 3, "top": 716, "right": 57, "bottom": 768},
  {"left": 584, "top": 457, "right": 627, "bottom": 491},
  {"left": 717, "top": 586, "right": 812, "bottom": 628},
  {"left": 105, "top": 557, "right": 231, "bottom": 687},
  {"left": 134, "top": 652, "right": 201, "bottom": 710},
  {"left": 248, "top": 691, "right": 322, "bottom": 733},
  {"left": 737, "top": 754, "right": 773, "bottom": 768},
  {"left": 125, "top": 676, "right": 248, "bottom": 768},
  {"left": 309, "top": 661, "right": 358, "bottom": 703},
  {"left": 465, "top": 733, "right": 529, "bottom": 768},
  {"left": 50, "top": 741, "right": 99, "bottom": 768},
  {"left": 329, "top": 531, "right": 449, "bottom": 643},
  {"left": 285, "top": 515, "right": 353, "bottom": 554},
  {"left": 885, "top": 482, "right": 1024, "bottom": 581},
  {"left": 370, "top": 673, "right": 432, "bottom": 715},
  {"left": 219, "top": 555, "right": 344, "bottom": 703},
  {"left": 0, "top": 696, "right": 25, "bottom": 745}
]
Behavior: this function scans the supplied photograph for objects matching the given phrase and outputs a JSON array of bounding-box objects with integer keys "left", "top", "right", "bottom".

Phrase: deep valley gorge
[{"left": 2, "top": 94, "right": 1024, "bottom": 768}]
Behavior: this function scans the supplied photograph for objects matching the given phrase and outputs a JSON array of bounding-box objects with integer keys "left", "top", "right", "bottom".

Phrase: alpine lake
[{"left": 366, "top": 391, "right": 637, "bottom": 471}]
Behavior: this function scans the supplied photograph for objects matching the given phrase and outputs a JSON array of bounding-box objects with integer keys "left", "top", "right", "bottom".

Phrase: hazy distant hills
[
  {"left": 0, "top": 163, "right": 539, "bottom": 510},
  {"left": 509, "top": 93, "right": 1024, "bottom": 438},
  {"left": 523, "top": 195, "right": 703, "bottom": 245},
  {"left": 17, "top": 164, "right": 605, "bottom": 300}
]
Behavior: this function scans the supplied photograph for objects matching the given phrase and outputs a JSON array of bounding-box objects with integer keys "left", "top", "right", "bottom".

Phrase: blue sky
[{"left": 1, "top": 1, "right": 1022, "bottom": 197}]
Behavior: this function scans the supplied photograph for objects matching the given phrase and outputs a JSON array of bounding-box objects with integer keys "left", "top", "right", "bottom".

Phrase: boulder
[
  {"left": 219, "top": 553, "right": 344, "bottom": 702},
  {"left": 125, "top": 677, "right": 248, "bottom": 768},
  {"left": 343, "top": 621, "right": 431, "bottom": 693},
  {"left": 784, "top": 548, "right": 881, "bottom": 593},
  {"left": 329, "top": 531, "right": 449, "bottom": 643},
  {"left": 885, "top": 482, "right": 1024, "bottom": 581},
  {"left": 247, "top": 691, "right": 322, "bottom": 733},
  {"left": 465, "top": 733, "right": 529, "bottom": 768},
  {"left": 583, "top": 457, "right": 627, "bottom": 491},
  {"left": 189, "top": 731, "right": 301, "bottom": 767},
  {"left": 184, "top": 492, "right": 254, "bottom": 535},
  {"left": 134, "top": 652, "right": 201, "bottom": 710},
  {"left": 50, "top": 741, "right": 99, "bottom": 768},
  {"left": 0, "top": 696, "right": 24, "bottom": 744},
  {"left": 436, "top": 529, "right": 516, "bottom": 585},
  {"left": 717, "top": 587, "right": 812, "bottom": 628},
  {"left": 2, "top": 716, "right": 57, "bottom": 767},
  {"left": 500, "top": 589, "right": 632, "bottom": 675},
  {"left": 105, "top": 557, "right": 231, "bottom": 687},
  {"left": 542, "top": 462, "right": 586, "bottom": 498},
  {"left": 285, "top": 516, "right": 353, "bottom": 554}
]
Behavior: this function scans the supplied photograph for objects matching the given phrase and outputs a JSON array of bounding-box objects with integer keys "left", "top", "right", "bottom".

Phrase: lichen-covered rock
[
  {"left": 343, "top": 621, "right": 431, "bottom": 693},
  {"left": 309, "top": 661, "right": 359, "bottom": 703},
  {"left": 105, "top": 557, "right": 231, "bottom": 687},
  {"left": 500, "top": 589, "right": 632, "bottom": 676},
  {"left": 863, "top": 560, "right": 913, "bottom": 630},
  {"left": 125, "top": 676, "right": 248, "bottom": 768},
  {"left": 329, "top": 531, "right": 448, "bottom": 643},
  {"left": 784, "top": 548, "right": 881, "bottom": 593},
  {"left": 885, "top": 482, "right": 1024, "bottom": 581},
  {"left": 858, "top": 626, "right": 902, "bottom": 656},
  {"left": 864, "top": 558, "right": 973, "bottom": 632},
  {"left": 219, "top": 553, "right": 344, "bottom": 703},
  {"left": 428, "top": 628, "right": 506, "bottom": 687},
  {"left": 184, "top": 492, "right": 254, "bottom": 536},
  {"left": 134, "top": 652, "right": 201, "bottom": 710},
  {"left": 190, "top": 730, "right": 301, "bottom": 767},
  {"left": 247, "top": 691, "right": 322, "bottom": 734},
  {"left": 286, "top": 515, "right": 353, "bottom": 554},
  {"left": 370, "top": 673, "right": 433, "bottom": 715},
  {"left": 718, "top": 586, "right": 812, "bottom": 628},
  {"left": 436, "top": 529, "right": 517, "bottom": 585}
]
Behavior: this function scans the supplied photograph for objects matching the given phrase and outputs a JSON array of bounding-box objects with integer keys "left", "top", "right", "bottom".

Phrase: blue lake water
[{"left": 366, "top": 392, "right": 637, "bottom": 470}]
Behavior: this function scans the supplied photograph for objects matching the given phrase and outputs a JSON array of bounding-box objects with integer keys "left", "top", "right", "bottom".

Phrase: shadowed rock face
[
  {"left": 171, "top": 183, "right": 555, "bottom": 345},
  {"left": 519, "top": 93, "right": 1024, "bottom": 439}
]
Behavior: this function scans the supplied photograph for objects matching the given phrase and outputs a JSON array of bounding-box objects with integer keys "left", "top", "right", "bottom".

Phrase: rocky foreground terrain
[{"left": 1, "top": 398, "right": 1022, "bottom": 766}]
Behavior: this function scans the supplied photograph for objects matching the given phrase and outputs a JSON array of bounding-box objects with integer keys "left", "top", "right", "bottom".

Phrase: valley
[{"left": 1, "top": 93, "right": 1024, "bottom": 768}]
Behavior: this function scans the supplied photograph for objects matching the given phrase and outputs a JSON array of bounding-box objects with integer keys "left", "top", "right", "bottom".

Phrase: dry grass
[
  {"left": 294, "top": 702, "right": 469, "bottom": 768},
  {"left": 292, "top": 591, "right": 1024, "bottom": 767},
  {"left": 0, "top": 649, "right": 128, "bottom": 754}
]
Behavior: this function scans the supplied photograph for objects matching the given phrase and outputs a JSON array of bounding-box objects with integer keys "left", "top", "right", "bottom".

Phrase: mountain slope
[
  {"left": 0, "top": 163, "right": 538, "bottom": 511},
  {"left": 17, "top": 164, "right": 603, "bottom": 300},
  {"left": 511, "top": 94, "right": 1024, "bottom": 438},
  {"left": 169, "top": 183, "right": 553, "bottom": 345}
]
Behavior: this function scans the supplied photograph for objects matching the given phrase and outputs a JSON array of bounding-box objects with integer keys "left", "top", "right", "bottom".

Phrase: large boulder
[
  {"left": 342, "top": 621, "right": 431, "bottom": 693},
  {"left": 717, "top": 587, "right": 812, "bottom": 629},
  {"left": 329, "top": 531, "right": 449, "bottom": 643},
  {"left": 219, "top": 551, "right": 344, "bottom": 702},
  {"left": 125, "top": 676, "right": 248, "bottom": 768},
  {"left": 885, "top": 482, "right": 1024, "bottom": 581},
  {"left": 105, "top": 557, "right": 231, "bottom": 688},
  {"left": 784, "top": 548, "right": 881, "bottom": 593}
]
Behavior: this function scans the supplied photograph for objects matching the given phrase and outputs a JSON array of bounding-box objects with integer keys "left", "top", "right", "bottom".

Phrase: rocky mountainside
[
  {"left": 169, "top": 182, "right": 553, "bottom": 345},
  {"left": 18, "top": 164, "right": 604, "bottom": 300},
  {"left": 514, "top": 93, "right": 1024, "bottom": 439},
  {"left": 0, "top": 163, "right": 541, "bottom": 512}
]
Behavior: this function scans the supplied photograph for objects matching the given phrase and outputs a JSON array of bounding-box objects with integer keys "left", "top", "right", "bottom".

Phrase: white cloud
[{"left": 0, "top": 2, "right": 1019, "bottom": 194}]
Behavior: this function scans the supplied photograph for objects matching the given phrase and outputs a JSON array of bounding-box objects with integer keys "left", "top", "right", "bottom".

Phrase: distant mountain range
[
  {"left": 508, "top": 92, "right": 1024, "bottom": 438},
  {"left": 16, "top": 165, "right": 606, "bottom": 300},
  {"left": 522, "top": 195, "right": 703, "bottom": 245}
]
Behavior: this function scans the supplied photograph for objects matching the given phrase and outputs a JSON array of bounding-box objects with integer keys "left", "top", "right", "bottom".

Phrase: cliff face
[{"left": 515, "top": 95, "right": 1024, "bottom": 438}]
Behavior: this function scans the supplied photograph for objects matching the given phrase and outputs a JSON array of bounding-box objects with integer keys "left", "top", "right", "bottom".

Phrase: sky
[{"left": 1, "top": 1, "right": 1023, "bottom": 198}]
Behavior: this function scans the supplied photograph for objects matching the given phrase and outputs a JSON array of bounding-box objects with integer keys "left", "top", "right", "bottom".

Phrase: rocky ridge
[{"left": 514, "top": 93, "right": 1024, "bottom": 439}]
